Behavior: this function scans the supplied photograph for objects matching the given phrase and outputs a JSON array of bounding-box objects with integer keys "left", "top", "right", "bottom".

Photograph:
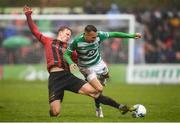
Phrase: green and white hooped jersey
[{"left": 67, "top": 31, "right": 109, "bottom": 67}]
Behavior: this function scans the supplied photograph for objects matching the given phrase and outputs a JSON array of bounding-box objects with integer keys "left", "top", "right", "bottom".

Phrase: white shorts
[{"left": 79, "top": 60, "right": 108, "bottom": 82}]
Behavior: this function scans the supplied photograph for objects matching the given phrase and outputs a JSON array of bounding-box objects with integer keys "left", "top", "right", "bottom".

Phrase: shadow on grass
[{"left": 0, "top": 106, "right": 4, "bottom": 109}]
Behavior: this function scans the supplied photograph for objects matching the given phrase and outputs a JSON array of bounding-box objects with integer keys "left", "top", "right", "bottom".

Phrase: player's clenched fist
[
  {"left": 23, "top": 5, "right": 32, "bottom": 15},
  {"left": 134, "top": 33, "right": 142, "bottom": 39},
  {"left": 70, "top": 63, "right": 78, "bottom": 71}
]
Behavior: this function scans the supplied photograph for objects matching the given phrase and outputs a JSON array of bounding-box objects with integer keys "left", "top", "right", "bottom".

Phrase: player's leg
[
  {"left": 78, "top": 81, "right": 125, "bottom": 111},
  {"left": 95, "top": 94, "right": 132, "bottom": 114},
  {"left": 89, "top": 76, "right": 104, "bottom": 117},
  {"left": 96, "top": 60, "right": 110, "bottom": 86},
  {"left": 94, "top": 73, "right": 109, "bottom": 118},
  {"left": 89, "top": 76, "right": 104, "bottom": 92},
  {"left": 79, "top": 66, "right": 103, "bottom": 93},
  {"left": 78, "top": 83, "right": 132, "bottom": 114},
  {"left": 49, "top": 100, "right": 61, "bottom": 117},
  {"left": 66, "top": 72, "right": 132, "bottom": 115},
  {"left": 80, "top": 71, "right": 103, "bottom": 117},
  {"left": 48, "top": 71, "right": 65, "bottom": 117},
  {"left": 92, "top": 60, "right": 109, "bottom": 117},
  {"left": 49, "top": 92, "right": 64, "bottom": 117},
  {"left": 82, "top": 70, "right": 104, "bottom": 118},
  {"left": 79, "top": 61, "right": 109, "bottom": 118},
  {"left": 65, "top": 72, "right": 100, "bottom": 97}
]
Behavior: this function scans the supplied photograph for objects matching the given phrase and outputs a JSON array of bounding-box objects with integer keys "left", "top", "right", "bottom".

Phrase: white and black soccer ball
[{"left": 132, "top": 104, "right": 147, "bottom": 118}]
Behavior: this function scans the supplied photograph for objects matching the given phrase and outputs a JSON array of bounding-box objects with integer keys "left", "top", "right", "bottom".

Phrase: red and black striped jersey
[{"left": 25, "top": 12, "right": 77, "bottom": 72}]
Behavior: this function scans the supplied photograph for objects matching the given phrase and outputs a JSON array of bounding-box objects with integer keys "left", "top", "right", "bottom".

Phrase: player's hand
[
  {"left": 70, "top": 63, "right": 78, "bottom": 71},
  {"left": 135, "top": 33, "right": 142, "bottom": 39},
  {"left": 23, "top": 5, "right": 32, "bottom": 15}
]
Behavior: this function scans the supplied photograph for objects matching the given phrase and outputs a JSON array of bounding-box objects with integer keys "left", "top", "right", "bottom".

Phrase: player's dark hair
[
  {"left": 84, "top": 25, "right": 97, "bottom": 32},
  {"left": 58, "top": 26, "right": 72, "bottom": 33}
]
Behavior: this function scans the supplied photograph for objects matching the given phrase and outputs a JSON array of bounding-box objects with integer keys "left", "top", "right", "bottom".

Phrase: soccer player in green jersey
[{"left": 64, "top": 25, "right": 142, "bottom": 118}]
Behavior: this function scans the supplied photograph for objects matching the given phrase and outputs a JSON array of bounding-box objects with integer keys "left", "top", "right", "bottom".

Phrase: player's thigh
[
  {"left": 78, "top": 83, "right": 99, "bottom": 98},
  {"left": 89, "top": 77, "right": 103, "bottom": 92},
  {"left": 79, "top": 68, "right": 103, "bottom": 92}
]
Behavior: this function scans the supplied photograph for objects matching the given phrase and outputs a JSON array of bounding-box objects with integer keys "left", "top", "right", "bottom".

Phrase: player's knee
[
  {"left": 96, "top": 86, "right": 103, "bottom": 93},
  {"left": 88, "top": 91, "right": 101, "bottom": 98},
  {"left": 102, "top": 73, "right": 109, "bottom": 79},
  {"left": 49, "top": 107, "right": 60, "bottom": 117}
]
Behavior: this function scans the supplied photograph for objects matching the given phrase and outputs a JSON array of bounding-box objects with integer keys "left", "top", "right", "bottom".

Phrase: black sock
[
  {"left": 94, "top": 98, "right": 100, "bottom": 109},
  {"left": 96, "top": 94, "right": 121, "bottom": 109}
]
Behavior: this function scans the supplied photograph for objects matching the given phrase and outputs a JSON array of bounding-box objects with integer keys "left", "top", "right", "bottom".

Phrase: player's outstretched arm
[
  {"left": 23, "top": 5, "right": 45, "bottom": 43},
  {"left": 108, "top": 32, "right": 142, "bottom": 39}
]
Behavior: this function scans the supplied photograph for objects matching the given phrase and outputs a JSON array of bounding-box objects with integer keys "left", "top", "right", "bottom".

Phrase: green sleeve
[
  {"left": 98, "top": 31, "right": 109, "bottom": 43},
  {"left": 108, "top": 32, "right": 136, "bottom": 38},
  {"left": 64, "top": 39, "right": 77, "bottom": 65},
  {"left": 64, "top": 49, "right": 74, "bottom": 65}
]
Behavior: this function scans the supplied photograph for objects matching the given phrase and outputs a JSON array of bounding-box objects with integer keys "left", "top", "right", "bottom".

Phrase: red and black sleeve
[{"left": 25, "top": 12, "right": 48, "bottom": 44}]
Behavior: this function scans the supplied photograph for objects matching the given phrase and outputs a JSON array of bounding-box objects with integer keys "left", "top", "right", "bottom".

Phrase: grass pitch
[{"left": 0, "top": 80, "right": 180, "bottom": 122}]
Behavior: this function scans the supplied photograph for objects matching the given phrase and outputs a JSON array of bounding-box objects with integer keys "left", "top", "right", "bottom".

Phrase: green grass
[{"left": 0, "top": 80, "right": 180, "bottom": 122}]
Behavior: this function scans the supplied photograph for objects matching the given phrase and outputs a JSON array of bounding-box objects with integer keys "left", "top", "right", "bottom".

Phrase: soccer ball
[{"left": 132, "top": 104, "right": 146, "bottom": 118}]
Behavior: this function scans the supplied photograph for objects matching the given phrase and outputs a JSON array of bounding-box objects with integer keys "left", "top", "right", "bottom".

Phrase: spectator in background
[
  {"left": 106, "top": 3, "right": 124, "bottom": 31},
  {"left": 4, "top": 22, "right": 16, "bottom": 39},
  {"left": 172, "top": 28, "right": 180, "bottom": 63},
  {"left": 0, "top": 27, "right": 4, "bottom": 47},
  {"left": 101, "top": 41, "right": 111, "bottom": 63},
  {"left": 110, "top": 38, "right": 121, "bottom": 63},
  {"left": 0, "top": 47, "right": 7, "bottom": 64},
  {"left": 95, "top": 1, "right": 106, "bottom": 14},
  {"left": 83, "top": 0, "right": 95, "bottom": 14},
  {"left": 107, "top": 3, "right": 120, "bottom": 15},
  {"left": 0, "top": 4, "right": 179, "bottom": 64},
  {"left": 141, "top": 7, "right": 180, "bottom": 63}
]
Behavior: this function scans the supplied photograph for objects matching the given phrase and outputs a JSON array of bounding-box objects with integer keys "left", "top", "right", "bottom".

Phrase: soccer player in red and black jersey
[{"left": 24, "top": 5, "right": 134, "bottom": 117}]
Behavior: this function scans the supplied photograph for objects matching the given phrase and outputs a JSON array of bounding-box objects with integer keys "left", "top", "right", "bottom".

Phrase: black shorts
[{"left": 48, "top": 70, "right": 87, "bottom": 103}]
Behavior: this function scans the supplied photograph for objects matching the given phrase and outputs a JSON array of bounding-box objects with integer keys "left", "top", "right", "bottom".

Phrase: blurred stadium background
[
  {"left": 0, "top": 0, "right": 180, "bottom": 82},
  {"left": 0, "top": 0, "right": 180, "bottom": 122}
]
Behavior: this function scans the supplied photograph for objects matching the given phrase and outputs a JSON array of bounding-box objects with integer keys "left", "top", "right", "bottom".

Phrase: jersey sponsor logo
[{"left": 87, "top": 49, "right": 96, "bottom": 57}]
